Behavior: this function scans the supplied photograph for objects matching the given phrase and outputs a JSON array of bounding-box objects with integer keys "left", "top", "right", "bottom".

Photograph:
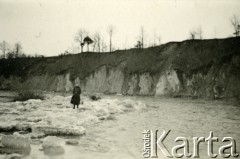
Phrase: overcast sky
[{"left": 0, "top": 0, "right": 240, "bottom": 56}]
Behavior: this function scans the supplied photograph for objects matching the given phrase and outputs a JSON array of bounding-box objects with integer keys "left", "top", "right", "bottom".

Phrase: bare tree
[
  {"left": 189, "top": 26, "right": 203, "bottom": 40},
  {"left": 152, "top": 31, "right": 161, "bottom": 46},
  {"left": 189, "top": 30, "right": 197, "bottom": 40},
  {"left": 101, "top": 41, "right": 107, "bottom": 52},
  {"left": 230, "top": 15, "right": 240, "bottom": 37},
  {"left": 197, "top": 26, "right": 203, "bottom": 39},
  {"left": 140, "top": 26, "right": 145, "bottom": 48},
  {"left": 107, "top": 25, "right": 115, "bottom": 52},
  {"left": 92, "top": 38, "right": 97, "bottom": 52},
  {"left": 93, "top": 32, "right": 101, "bottom": 52},
  {"left": 152, "top": 31, "right": 156, "bottom": 47},
  {"left": 136, "top": 26, "right": 146, "bottom": 48},
  {"left": 157, "top": 36, "right": 161, "bottom": 45},
  {"left": 0, "top": 41, "right": 9, "bottom": 59},
  {"left": 75, "top": 29, "right": 88, "bottom": 53},
  {"left": 14, "top": 42, "right": 22, "bottom": 58}
]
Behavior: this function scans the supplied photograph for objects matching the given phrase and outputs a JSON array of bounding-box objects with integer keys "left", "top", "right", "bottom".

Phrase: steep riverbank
[{"left": 0, "top": 37, "right": 240, "bottom": 100}]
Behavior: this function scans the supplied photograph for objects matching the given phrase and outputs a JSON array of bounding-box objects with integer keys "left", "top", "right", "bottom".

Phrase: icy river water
[{"left": 0, "top": 92, "right": 240, "bottom": 159}]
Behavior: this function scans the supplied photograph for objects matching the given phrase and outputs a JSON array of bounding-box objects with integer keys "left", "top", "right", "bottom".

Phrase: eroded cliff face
[
  {"left": 0, "top": 38, "right": 239, "bottom": 100},
  {"left": 0, "top": 64, "right": 239, "bottom": 100},
  {"left": 83, "top": 66, "right": 124, "bottom": 94},
  {"left": 57, "top": 73, "right": 73, "bottom": 92},
  {"left": 155, "top": 70, "right": 180, "bottom": 96},
  {"left": 0, "top": 68, "right": 183, "bottom": 96}
]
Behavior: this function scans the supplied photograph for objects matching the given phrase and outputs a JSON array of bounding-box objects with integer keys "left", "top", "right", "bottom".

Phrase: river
[{"left": 0, "top": 92, "right": 239, "bottom": 159}]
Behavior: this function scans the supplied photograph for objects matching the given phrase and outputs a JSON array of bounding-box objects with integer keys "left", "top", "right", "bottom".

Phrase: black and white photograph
[{"left": 0, "top": 0, "right": 240, "bottom": 158}]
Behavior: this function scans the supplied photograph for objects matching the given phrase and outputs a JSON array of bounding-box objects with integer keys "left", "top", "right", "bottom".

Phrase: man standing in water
[{"left": 71, "top": 86, "right": 81, "bottom": 109}]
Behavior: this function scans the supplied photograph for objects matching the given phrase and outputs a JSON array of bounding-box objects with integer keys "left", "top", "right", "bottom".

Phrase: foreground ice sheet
[
  {"left": 0, "top": 93, "right": 147, "bottom": 158},
  {"left": 0, "top": 94, "right": 146, "bottom": 133},
  {"left": 0, "top": 94, "right": 239, "bottom": 159}
]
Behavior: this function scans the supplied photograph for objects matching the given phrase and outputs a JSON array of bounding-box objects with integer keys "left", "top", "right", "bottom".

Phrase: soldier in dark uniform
[{"left": 71, "top": 86, "right": 81, "bottom": 109}]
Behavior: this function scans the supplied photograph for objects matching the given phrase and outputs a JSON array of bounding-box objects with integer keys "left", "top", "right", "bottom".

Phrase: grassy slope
[{"left": 0, "top": 37, "right": 239, "bottom": 81}]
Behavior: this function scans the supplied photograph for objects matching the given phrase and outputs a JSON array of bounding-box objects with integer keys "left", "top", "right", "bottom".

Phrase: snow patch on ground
[
  {"left": 0, "top": 94, "right": 146, "bottom": 135},
  {"left": 0, "top": 94, "right": 147, "bottom": 157}
]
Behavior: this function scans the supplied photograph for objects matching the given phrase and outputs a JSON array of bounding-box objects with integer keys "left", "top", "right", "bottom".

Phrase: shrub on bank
[{"left": 14, "top": 90, "right": 44, "bottom": 102}]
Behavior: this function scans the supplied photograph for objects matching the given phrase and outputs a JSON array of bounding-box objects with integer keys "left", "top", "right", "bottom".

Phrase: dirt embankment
[{"left": 0, "top": 37, "right": 240, "bottom": 100}]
